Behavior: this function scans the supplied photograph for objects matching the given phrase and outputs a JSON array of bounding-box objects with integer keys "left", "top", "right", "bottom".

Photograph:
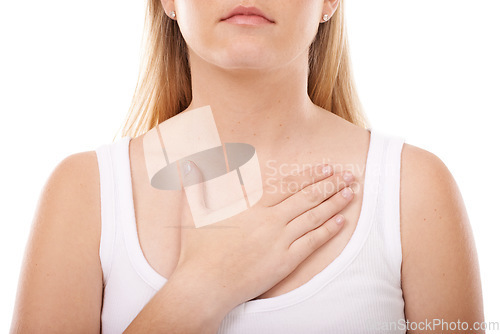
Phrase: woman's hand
[{"left": 171, "top": 161, "right": 355, "bottom": 316}]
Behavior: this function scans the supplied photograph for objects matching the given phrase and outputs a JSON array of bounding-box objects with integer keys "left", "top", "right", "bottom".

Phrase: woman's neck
[{"left": 183, "top": 51, "right": 321, "bottom": 151}]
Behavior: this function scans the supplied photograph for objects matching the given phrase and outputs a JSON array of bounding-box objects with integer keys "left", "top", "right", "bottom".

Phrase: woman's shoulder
[
  {"left": 48, "top": 150, "right": 101, "bottom": 202},
  {"left": 43, "top": 150, "right": 102, "bottom": 243},
  {"left": 399, "top": 142, "right": 483, "bottom": 321},
  {"left": 399, "top": 142, "right": 455, "bottom": 221},
  {"left": 11, "top": 150, "right": 103, "bottom": 331},
  {"left": 36, "top": 150, "right": 102, "bottom": 258},
  {"left": 399, "top": 141, "right": 460, "bottom": 247}
]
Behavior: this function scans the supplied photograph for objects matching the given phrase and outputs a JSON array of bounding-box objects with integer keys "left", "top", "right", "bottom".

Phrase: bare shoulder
[
  {"left": 399, "top": 143, "right": 484, "bottom": 330},
  {"left": 399, "top": 143, "right": 466, "bottom": 251},
  {"left": 10, "top": 151, "right": 102, "bottom": 333},
  {"left": 44, "top": 151, "right": 101, "bottom": 201}
]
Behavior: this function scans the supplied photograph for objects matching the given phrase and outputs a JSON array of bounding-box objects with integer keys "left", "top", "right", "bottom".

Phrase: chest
[{"left": 129, "top": 137, "right": 368, "bottom": 300}]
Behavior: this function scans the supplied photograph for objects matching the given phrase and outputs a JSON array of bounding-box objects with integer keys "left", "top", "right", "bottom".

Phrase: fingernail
[
  {"left": 335, "top": 215, "right": 345, "bottom": 225},
  {"left": 322, "top": 165, "right": 333, "bottom": 175},
  {"left": 342, "top": 187, "right": 353, "bottom": 199},
  {"left": 343, "top": 171, "right": 353, "bottom": 182},
  {"left": 182, "top": 160, "right": 192, "bottom": 175}
]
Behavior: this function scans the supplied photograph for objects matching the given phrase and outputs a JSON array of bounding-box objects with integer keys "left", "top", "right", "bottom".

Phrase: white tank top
[{"left": 95, "top": 128, "right": 406, "bottom": 333}]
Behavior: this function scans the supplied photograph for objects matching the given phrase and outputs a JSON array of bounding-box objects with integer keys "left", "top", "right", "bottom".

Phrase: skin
[
  {"left": 10, "top": 0, "right": 484, "bottom": 332},
  {"left": 171, "top": 0, "right": 334, "bottom": 151}
]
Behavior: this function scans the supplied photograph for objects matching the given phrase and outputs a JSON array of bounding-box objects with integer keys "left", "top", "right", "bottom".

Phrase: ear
[
  {"left": 322, "top": 0, "right": 340, "bottom": 21},
  {"left": 160, "top": 0, "right": 176, "bottom": 19}
]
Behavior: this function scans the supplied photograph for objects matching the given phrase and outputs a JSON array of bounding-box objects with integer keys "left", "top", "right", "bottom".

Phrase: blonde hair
[{"left": 114, "top": 0, "right": 370, "bottom": 141}]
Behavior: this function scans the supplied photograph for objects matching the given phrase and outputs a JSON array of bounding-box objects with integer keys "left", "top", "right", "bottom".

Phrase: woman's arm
[
  {"left": 10, "top": 152, "right": 103, "bottom": 333},
  {"left": 123, "top": 266, "right": 232, "bottom": 334},
  {"left": 400, "top": 144, "right": 484, "bottom": 334}
]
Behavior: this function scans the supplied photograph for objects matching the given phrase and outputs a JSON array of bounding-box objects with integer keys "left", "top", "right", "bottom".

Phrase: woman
[{"left": 10, "top": 0, "right": 484, "bottom": 333}]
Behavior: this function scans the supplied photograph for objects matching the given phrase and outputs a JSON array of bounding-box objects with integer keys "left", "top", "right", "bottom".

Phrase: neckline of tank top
[{"left": 117, "top": 128, "right": 382, "bottom": 313}]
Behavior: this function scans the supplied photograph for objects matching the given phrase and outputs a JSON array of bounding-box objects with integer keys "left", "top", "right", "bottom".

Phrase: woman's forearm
[{"left": 123, "top": 270, "right": 232, "bottom": 334}]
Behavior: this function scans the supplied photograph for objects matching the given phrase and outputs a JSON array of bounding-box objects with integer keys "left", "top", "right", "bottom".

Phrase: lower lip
[{"left": 222, "top": 14, "right": 273, "bottom": 26}]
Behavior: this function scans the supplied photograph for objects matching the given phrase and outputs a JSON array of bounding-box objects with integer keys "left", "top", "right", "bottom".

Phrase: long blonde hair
[{"left": 114, "top": 1, "right": 370, "bottom": 141}]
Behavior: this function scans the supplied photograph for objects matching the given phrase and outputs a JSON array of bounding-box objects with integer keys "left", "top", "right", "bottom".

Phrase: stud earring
[
  {"left": 169, "top": 11, "right": 176, "bottom": 19},
  {"left": 322, "top": 14, "right": 329, "bottom": 22}
]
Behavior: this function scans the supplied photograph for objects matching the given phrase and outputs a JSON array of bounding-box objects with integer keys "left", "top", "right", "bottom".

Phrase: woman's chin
[
  {"left": 216, "top": 50, "right": 274, "bottom": 70},
  {"left": 220, "top": 60, "right": 271, "bottom": 71}
]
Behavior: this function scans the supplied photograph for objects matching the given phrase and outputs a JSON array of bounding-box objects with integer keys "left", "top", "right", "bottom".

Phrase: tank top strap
[
  {"left": 95, "top": 136, "right": 132, "bottom": 286},
  {"left": 368, "top": 128, "right": 406, "bottom": 284}
]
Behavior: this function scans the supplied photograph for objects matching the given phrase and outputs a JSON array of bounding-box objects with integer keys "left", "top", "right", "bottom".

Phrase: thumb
[{"left": 181, "top": 160, "right": 208, "bottom": 213}]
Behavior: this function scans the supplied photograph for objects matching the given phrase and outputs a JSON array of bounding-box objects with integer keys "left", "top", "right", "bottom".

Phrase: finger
[
  {"left": 285, "top": 185, "right": 354, "bottom": 245},
  {"left": 258, "top": 163, "right": 334, "bottom": 207},
  {"left": 274, "top": 170, "right": 355, "bottom": 223},
  {"left": 287, "top": 213, "right": 347, "bottom": 266}
]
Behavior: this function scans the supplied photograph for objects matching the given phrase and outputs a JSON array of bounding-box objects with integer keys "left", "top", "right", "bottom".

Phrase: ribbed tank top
[{"left": 95, "top": 128, "right": 406, "bottom": 333}]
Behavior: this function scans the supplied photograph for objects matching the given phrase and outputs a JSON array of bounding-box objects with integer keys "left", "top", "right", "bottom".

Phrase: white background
[{"left": 1, "top": 0, "right": 499, "bottom": 331}]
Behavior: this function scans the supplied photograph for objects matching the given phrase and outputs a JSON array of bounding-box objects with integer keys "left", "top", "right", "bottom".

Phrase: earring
[
  {"left": 169, "top": 11, "right": 176, "bottom": 19},
  {"left": 323, "top": 14, "right": 329, "bottom": 22}
]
